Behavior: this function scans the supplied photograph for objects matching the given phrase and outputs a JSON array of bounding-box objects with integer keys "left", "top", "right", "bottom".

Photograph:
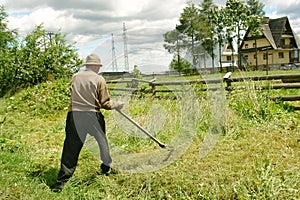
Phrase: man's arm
[{"left": 98, "top": 77, "right": 124, "bottom": 110}]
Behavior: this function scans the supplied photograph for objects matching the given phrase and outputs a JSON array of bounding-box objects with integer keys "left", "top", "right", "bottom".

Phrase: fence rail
[{"left": 107, "top": 73, "right": 300, "bottom": 110}]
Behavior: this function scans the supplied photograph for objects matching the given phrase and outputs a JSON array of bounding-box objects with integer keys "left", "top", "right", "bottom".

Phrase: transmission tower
[
  {"left": 123, "top": 22, "right": 129, "bottom": 71},
  {"left": 111, "top": 33, "right": 118, "bottom": 72}
]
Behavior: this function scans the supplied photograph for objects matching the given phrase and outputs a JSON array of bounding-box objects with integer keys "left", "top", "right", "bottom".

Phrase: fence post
[
  {"left": 131, "top": 78, "right": 139, "bottom": 88},
  {"left": 223, "top": 72, "right": 232, "bottom": 90},
  {"left": 150, "top": 83, "right": 156, "bottom": 96}
]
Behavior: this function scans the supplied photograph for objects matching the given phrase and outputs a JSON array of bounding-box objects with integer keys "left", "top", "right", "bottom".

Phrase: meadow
[{"left": 0, "top": 70, "right": 299, "bottom": 199}]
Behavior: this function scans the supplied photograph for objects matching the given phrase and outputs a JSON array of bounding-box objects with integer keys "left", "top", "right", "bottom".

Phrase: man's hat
[{"left": 84, "top": 53, "right": 102, "bottom": 66}]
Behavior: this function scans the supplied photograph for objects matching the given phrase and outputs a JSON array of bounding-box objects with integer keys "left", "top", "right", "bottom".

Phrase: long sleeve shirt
[{"left": 68, "top": 70, "right": 113, "bottom": 112}]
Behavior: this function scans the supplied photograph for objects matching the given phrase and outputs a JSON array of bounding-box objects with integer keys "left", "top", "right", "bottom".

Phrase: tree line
[
  {"left": 163, "top": 0, "right": 265, "bottom": 74},
  {"left": 0, "top": 6, "right": 82, "bottom": 97}
]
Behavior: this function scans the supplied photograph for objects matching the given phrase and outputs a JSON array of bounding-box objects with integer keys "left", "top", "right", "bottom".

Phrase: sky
[{"left": 1, "top": 0, "right": 300, "bottom": 73}]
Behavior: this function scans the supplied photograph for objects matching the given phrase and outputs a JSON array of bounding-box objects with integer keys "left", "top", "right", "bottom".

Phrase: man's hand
[{"left": 113, "top": 101, "right": 124, "bottom": 110}]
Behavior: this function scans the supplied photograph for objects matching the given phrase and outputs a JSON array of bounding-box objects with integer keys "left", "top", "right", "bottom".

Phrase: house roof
[
  {"left": 262, "top": 23, "right": 277, "bottom": 49},
  {"left": 293, "top": 30, "right": 300, "bottom": 48},
  {"left": 242, "top": 16, "right": 300, "bottom": 50},
  {"left": 264, "top": 16, "right": 300, "bottom": 49},
  {"left": 268, "top": 17, "right": 287, "bottom": 47}
]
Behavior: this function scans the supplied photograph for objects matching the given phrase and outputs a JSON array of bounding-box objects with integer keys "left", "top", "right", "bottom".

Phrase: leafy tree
[
  {"left": 0, "top": 5, "right": 82, "bottom": 96},
  {"left": 132, "top": 65, "right": 142, "bottom": 79},
  {"left": 0, "top": 5, "right": 82, "bottom": 97},
  {"left": 224, "top": 0, "right": 250, "bottom": 69},
  {"left": 223, "top": 0, "right": 264, "bottom": 70},
  {"left": 16, "top": 24, "right": 82, "bottom": 88},
  {"left": 211, "top": 7, "right": 227, "bottom": 72},
  {"left": 247, "top": 0, "right": 265, "bottom": 16},
  {"left": 163, "top": 29, "right": 188, "bottom": 74},
  {"left": 176, "top": 1, "right": 201, "bottom": 69},
  {"left": 169, "top": 54, "right": 192, "bottom": 74},
  {"left": 198, "top": 0, "right": 218, "bottom": 72},
  {"left": 0, "top": 6, "right": 17, "bottom": 49},
  {"left": 0, "top": 6, "right": 19, "bottom": 96},
  {"left": 246, "top": 0, "right": 266, "bottom": 69},
  {"left": 164, "top": 0, "right": 265, "bottom": 73}
]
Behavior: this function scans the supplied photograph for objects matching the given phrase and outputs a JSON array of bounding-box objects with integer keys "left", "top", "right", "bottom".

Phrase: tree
[
  {"left": 224, "top": 0, "right": 250, "bottom": 70},
  {"left": 0, "top": 5, "right": 82, "bottom": 97},
  {"left": 169, "top": 54, "right": 192, "bottom": 75},
  {"left": 247, "top": 0, "right": 266, "bottom": 69},
  {"left": 176, "top": 1, "right": 201, "bottom": 69},
  {"left": 0, "top": 6, "right": 17, "bottom": 49},
  {"left": 0, "top": 6, "right": 19, "bottom": 96},
  {"left": 211, "top": 7, "right": 227, "bottom": 72},
  {"left": 247, "top": 0, "right": 265, "bottom": 16},
  {"left": 198, "top": 0, "right": 218, "bottom": 72},
  {"left": 163, "top": 29, "right": 188, "bottom": 74},
  {"left": 16, "top": 24, "right": 82, "bottom": 87},
  {"left": 163, "top": 0, "right": 266, "bottom": 73},
  {"left": 223, "top": 0, "right": 264, "bottom": 70},
  {"left": 132, "top": 65, "right": 142, "bottom": 79}
]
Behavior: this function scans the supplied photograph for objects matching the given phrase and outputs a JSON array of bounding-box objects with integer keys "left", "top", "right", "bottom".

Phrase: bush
[
  {"left": 5, "top": 79, "right": 70, "bottom": 116},
  {"left": 0, "top": 8, "right": 82, "bottom": 97}
]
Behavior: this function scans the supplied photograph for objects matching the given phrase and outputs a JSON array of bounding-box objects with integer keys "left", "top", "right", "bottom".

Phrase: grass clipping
[{"left": 85, "top": 84, "right": 203, "bottom": 173}]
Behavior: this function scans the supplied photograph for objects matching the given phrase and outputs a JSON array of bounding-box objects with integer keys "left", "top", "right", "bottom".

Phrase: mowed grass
[{"left": 0, "top": 74, "right": 299, "bottom": 199}]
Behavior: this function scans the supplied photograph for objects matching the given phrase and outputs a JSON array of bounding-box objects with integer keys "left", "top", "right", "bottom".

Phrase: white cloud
[
  {"left": 7, "top": 7, "right": 74, "bottom": 36},
  {"left": 1, "top": 0, "right": 185, "bottom": 72},
  {"left": 1, "top": 0, "right": 300, "bottom": 72},
  {"left": 113, "top": 0, "right": 147, "bottom": 17}
]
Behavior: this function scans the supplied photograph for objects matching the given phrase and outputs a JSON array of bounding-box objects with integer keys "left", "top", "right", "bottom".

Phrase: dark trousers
[{"left": 56, "top": 111, "right": 112, "bottom": 184}]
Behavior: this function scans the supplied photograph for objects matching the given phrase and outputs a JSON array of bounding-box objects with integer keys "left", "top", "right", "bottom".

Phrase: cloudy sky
[{"left": 1, "top": 0, "right": 300, "bottom": 73}]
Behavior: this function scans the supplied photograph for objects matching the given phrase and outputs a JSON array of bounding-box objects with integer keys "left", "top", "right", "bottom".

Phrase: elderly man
[{"left": 51, "top": 53, "right": 124, "bottom": 192}]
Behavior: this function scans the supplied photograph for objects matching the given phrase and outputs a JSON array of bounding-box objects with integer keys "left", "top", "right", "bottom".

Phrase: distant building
[
  {"left": 221, "top": 42, "right": 238, "bottom": 70},
  {"left": 99, "top": 71, "right": 129, "bottom": 80},
  {"left": 240, "top": 16, "right": 300, "bottom": 70},
  {"left": 220, "top": 16, "right": 300, "bottom": 71}
]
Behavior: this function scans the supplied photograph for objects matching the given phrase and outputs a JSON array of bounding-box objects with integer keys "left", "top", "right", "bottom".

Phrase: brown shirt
[{"left": 68, "top": 70, "right": 113, "bottom": 112}]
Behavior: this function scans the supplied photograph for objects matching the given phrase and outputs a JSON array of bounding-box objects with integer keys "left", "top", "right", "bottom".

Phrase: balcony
[{"left": 279, "top": 44, "right": 294, "bottom": 49}]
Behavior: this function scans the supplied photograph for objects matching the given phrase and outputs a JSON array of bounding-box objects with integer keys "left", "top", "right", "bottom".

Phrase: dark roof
[
  {"left": 243, "top": 16, "right": 300, "bottom": 49},
  {"left": 266, "top": 16, "right": 300, "bottom": 49},
  {"left": 268, "top": 17, "right": 288, "bottom": 46},
  {"left": 262, "top": 23, "right": 276, "bottom": 49}
]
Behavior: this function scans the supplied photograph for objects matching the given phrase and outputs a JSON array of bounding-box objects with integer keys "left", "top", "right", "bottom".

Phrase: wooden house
[
  {"left": 240, "top": 16, "right": 300, "bottom": 70},
  {"left": 221, "top": 42, "right": 238, "bottom": 70}
]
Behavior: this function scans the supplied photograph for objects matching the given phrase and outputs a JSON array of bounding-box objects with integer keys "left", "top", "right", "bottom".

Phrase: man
[{"left": 51, "top": 53, "right": 124, "bottom": 192}]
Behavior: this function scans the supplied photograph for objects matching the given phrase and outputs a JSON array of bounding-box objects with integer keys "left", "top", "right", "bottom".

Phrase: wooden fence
[
  {"left": 224, "top": 73, "right": 300, "bottom": 110},
  {"left": 106, "top": 73, "right": 300, "bottom": 110}
]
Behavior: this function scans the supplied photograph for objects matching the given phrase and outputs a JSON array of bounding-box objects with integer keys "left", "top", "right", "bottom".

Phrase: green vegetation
[
  {"left": 0, "top": 6, "right": 82, "bottom": 97},
  {"left": 163, "top": 0, "right": 265, "bottom": 72},
  {"left": 0, "top": 72, "right": 299, "bottom": 199},
  {"left": 0, "top": 1, "right": 299, "bottom": 199}
]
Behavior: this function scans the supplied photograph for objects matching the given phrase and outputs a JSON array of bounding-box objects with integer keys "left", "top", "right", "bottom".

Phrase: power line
[
  {"left": 111, "top": 33, "right": 118, "bottom": 72},
  {"left": 123, "top": 22, "right": 129, "bottom": 72}
]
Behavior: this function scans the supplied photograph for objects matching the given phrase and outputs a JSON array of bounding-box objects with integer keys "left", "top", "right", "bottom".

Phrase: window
[
  {"left": 245, "top": 44, "right": 249, "bottom": 49},
  {"left": 280, "top": 39, "right": 285, "bottom": 46},
  {"left": 244, "top": 55, "right": 248, "bottom": 59},
  {"left": 254, "top": 54, "right": 257, "bottom": 59},
  {"left": 253, "top": 43, "right": 256, "bottom": 48},
  {"left": 226, "top": 44, "right": 233, "bottom": 51},
  {"left": 226, "top": 56, "right": 231, "bottom": 61},
  {"left": 263, "top": 53, "right": 267, "bottom": 60},
  {"left": 278, "top": 52, "right": 284, "bottom": 58}
]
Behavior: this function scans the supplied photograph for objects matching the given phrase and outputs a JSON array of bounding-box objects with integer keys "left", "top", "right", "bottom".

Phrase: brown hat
[{"left": 84, "top": 53, "right": 102, "bottom": 66}]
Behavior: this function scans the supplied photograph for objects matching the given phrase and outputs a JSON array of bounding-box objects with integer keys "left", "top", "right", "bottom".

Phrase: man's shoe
[
  {"left": 50, "top": 181, "right": 65, "bottom": 193},
  {"left": 100, "top": 163, "right": 120, "bottom": 176},
  {"left": 100, "top": 163, "right": 111, "bottom": 175}
]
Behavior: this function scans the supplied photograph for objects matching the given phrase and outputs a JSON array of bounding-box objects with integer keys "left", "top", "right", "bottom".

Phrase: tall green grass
[{"left": 0, "top": 76, "right": 299, "bottom": 199}]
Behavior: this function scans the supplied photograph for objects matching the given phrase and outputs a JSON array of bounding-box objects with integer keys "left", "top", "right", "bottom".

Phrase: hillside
[{"left": 0, "top": 78, "right": 299, "bottom": 199}]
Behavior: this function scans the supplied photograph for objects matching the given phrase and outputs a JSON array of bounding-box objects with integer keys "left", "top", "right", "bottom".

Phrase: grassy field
[{"left": 0, "top": 71, "right": 299, "bottom": 199}]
